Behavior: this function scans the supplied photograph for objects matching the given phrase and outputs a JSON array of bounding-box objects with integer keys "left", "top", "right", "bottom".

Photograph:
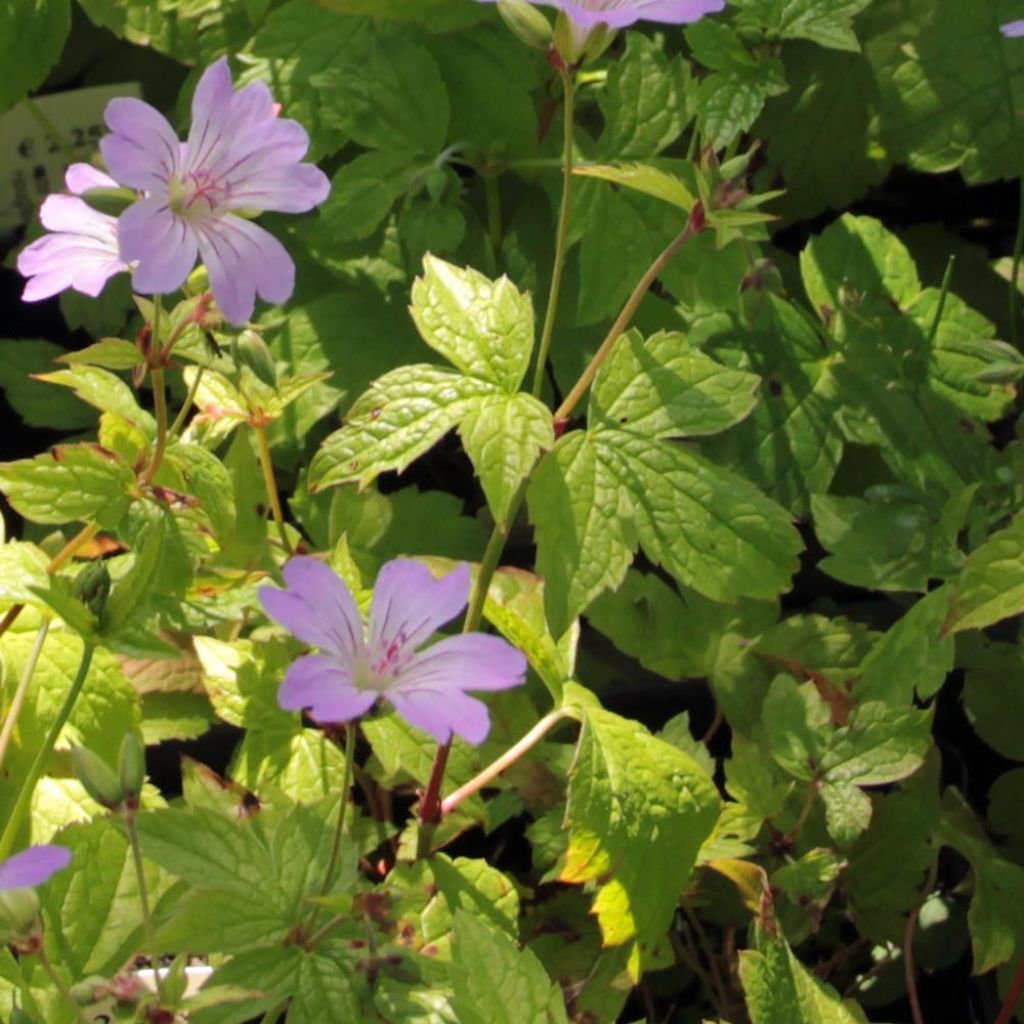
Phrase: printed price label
[{"left": 0, "top": 83, "right": 141, "bottom": 236}]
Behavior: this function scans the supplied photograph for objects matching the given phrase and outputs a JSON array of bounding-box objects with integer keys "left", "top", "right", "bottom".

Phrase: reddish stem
[{"left": 995, "top": 955, "right": 1024, "bottom": 1024}]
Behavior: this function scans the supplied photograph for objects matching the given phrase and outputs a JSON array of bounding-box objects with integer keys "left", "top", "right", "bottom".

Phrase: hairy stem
[
  {"left": 140, "top": 365, "right": 169, "bottom": 486},
  {"left": 0, "top": 521, "right": 101, "bottom": 642},
  {"left": 36, "top": 945, "right": 93, "bottom": 1024},
  {"left": 317, "top": 724, "right": 357, "bottom": 903},
  {"left": 553, "top": 207, "right": 704, "bottom": 425},
  {"left": 0, "top": 620, "right": 51, "bottom": 775},
  {"left": 255, "top": 424, "right": 293, "bottom": 555},
  {"left": 531, "top": 65, "right": 576, "bottom": 399},
  {"left": 124, "top": 811, "right": 165, "bottom": 1003},
  {"left": 168, "top": 367, "right": 204, "bottom": 440},
  {"left": 441, "top": 710, "right": 572, "bottom": 815},
  {"left": 0, "top": 642, "right": 95, "bottom": 862}
]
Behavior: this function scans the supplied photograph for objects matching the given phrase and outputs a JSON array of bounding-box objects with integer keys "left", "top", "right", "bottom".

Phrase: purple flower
[
  {"left": 260, "top": 558, "right": 528, "bottom": 745},
  {"left": 477, "top": 0, "right": 725, "bottom": 29},
  {"left": 99, "top": 58, "right": 330, "bottom": 325},
  {"left": 17, "top": 164, "right": 128, "bottom": 302},
  {"left": 1002, "top": 19, "right": 1024, "bottom": 37},
  {"left": 0, "top": 846, "right": 71, "bottom": 890}
]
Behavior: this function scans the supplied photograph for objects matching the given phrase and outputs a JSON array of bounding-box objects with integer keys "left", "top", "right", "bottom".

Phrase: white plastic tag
[{"left": 0, "top": 83, "right": 141, "bottom": 236}]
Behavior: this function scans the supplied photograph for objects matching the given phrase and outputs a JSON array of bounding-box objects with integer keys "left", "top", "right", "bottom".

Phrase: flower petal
[
  {"left": 224, "top": 160, "right": 331, "bottom": 214},
  {"left": 395, "top": 634, "right": 527, "bottom": 693},
  {"left": 369, "top": 561, "right": 471, "bottom": 666},
  {"left": 278, "top": 654, "right": 377, "bottom": 723},
  {"left": 1003, "top": 19, "right": 1024, "bottom": 37},
  {"left": 185, "top": 57, "right": 238, "bottom": 175},
  {"left": 65, "top": 163, "right": 119, "bottom": 194},
  {"left": 496, "top": 0, "right": 725, "bottom": 27},
  {"left": 259, "top": 556, "right": 364, "bottom": 660},
  {"left": 118, "top": 197, "right": 198, "bottom": 295},
  {"left": 387, "top": 687, "right": 492, "bottom": 745},
  {"left": 38, "top": 194, "right": 117, "bottom": 239},
  {"left": 0, "top": 845, "right": 71, "bottom": 890},
  {"left": 194, "top": 215, "right": 294, "bottom": 324},
  {"left": 101, "top": 97, "right": 180, "bottom": 193}
]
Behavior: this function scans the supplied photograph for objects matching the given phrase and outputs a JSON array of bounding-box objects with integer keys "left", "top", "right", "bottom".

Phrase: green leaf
[
  {"left": 315, "top": 23, "right": 449, "bottom": 154},
  {"left": 879, "top": 3, "right": 1024, "bottom": 182},
  {"left": 35, "top": 366, "right": 155, "bottom": 434},
  {"left": 601, "top": 432, "right": 802, "bottom": 604},
  {"left": 597, "top": 32, "right": 694, "bottom": 159},
  {"left": 739, "top": 927, "right": 869, "bottom": 1023},
  {"left": 811, "top": 489, "right": 969, "bottom": 592},
  {"left": 0, "top": 340, "right": 96, "bottom": 431},
  {"left": 734, "top": 0, "right": 874, "bottom": 51},
  {"left": 572, "top": 162, "right": 694, "bottom": 211},
  {"left": 845, "top": 759, "right": 940, "bottom": 943},
  {"left": 686, "top": 20, "right": 787, "bottom": 148},
  {"left": 528, "top": 433, "right": 635, "bottom": 639},
  {"left": 458, "top": 393, "right": 553, "bottom": 527},
  {"left": 0, "top": 445, "right": 136, "bottom": 529},
  {"left": 0, "top": 0, "right": 70, "bottom": 113},
  {"left": 59, "top": 338, "right": 145, "bottom": 370},
  {"left": 289, "top": 952, "right": 362, "bottom": 1022},
  {"left": 315, "top": 0, "right": 484, "bottom": 27},
  {"left": 410, "top": 256, "right": 535, "bottom": 393},
  {"left": 313, "top": 149, "right": 423, "bottom": 243},
  {"left": 450, "top": 911, "right": 568, "bottom": 1024},
  {"left": 39, "top": 817, "right": 161, "bottom": 979},
  {"left": 961, "top": 638, "right": 1024, "bottom": 761},
  {"left": 103, "top": 516, "right": 166, "bottom": 633},
  {"left": 134, "top": 806, "right": 276, "bottom": 897},
  {"left": 308, "top": 366, "right": 492, "bottom": 491},
  {"left": 589, "top": 329, "right": 759, "bottom": 438},
  {"left": 140, "top": 692, "right": 216, "bottom": 745},
  {"left": 943, "top": 513, "right": 1024, "bottom": 634},
  {"left": 938, "top": 788, "right": 1024, "bottom": 973},
  {"left": 561, "top": 702, "right": 720, "bottom": 978}
]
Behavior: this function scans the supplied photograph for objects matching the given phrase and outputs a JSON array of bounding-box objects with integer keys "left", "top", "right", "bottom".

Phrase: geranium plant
[{"left": 2, "top": 0, "right": 1024, "bottom": 1022}]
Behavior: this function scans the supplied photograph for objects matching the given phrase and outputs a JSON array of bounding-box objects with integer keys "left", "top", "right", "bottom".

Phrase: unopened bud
[
  {"left": 0, "top": 888, "right": 40, "bottom": 940},
  {"left": 233, "top": 330, "right": 278, "bottom": 389},
  {"left": 184, "top": 265, "right": 210, "bottom": 297},
  {"left": 496, "top": 0, "right": 553, "bottom": 50},
  {"left": 975, "top": 361, "right": 1024, "bottom": 384},
  {"left": 72, "top": 561, "right": 110, "bottom": 618},
  {"left": 71, "top": 745, "right": 124, "bottom": 810},
  {"left": 118, "top": 733, "right": 147, "bottom": 805}
]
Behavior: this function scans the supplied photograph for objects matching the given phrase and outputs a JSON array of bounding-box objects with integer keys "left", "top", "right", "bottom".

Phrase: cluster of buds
[{"left": 72, "top": 733, "right": 148, "bottom": 814}]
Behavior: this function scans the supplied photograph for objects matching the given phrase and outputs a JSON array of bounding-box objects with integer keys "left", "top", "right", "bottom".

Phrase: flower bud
[
  {"left": 72, "top": 561, "right": 111, "bottom": 618},
  {"left": 71, "top": 745, "right": 124, "bottom": 810},
  {"left": 233, "top": 330, "right": 278, "bottom": 390},
  {"left": 0, "top": 888, "right": 40, "bottom": 941},
  {"left": 118, "top": 733, "right": 147, "bottom": 805},
  {"left": 495, "top": 0, "right": 553, "bottom": 51}
]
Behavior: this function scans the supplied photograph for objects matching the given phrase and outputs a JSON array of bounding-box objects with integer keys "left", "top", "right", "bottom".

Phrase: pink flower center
[{"left": 168, "top": 169, "right": 227, "bottom": 220}]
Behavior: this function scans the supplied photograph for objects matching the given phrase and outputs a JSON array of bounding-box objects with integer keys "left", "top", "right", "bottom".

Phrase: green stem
[
  {"left": 35, "top": 945, "right": 92, "bottom": 1024},
  {"left": 0, "top": 642, "right": 95, "bottom": 862},
  {"left": 484, "top": 173, "right": 502, "bottom": 277},
  {"left": 0, "top": 522, "right": 101, "bottom": 643},
  {"left": 0, "top": 621, "right": 50, "bottom": 776},
  {"left": 254, "top": 424, "right": 293, "bottom": 555},
  {"left": 140, "top": 366, "right": 169, "bottom": 486},
  {"left": 21, "top": 97, "right": 75, "bottom": 165},
  {"left": 317, "top": 724, "right": 356, "bottom": 903},
  {"left": 553, "top": 208, "right": 703, "bottom": 425},
  {"left": 1011, "top": 176, "right": 1024, "bottom": 350},
  {"left": 168, "top": 367, "right": 204, "bottom": 440},
  {"left": 440, "top": 710, "right": 572, "bottom": 815},
  {"left": 306, "top": 913, "right": 348, "bottom": 950},
  {"left": 530, "top": 65, "right": 576, "bottom": 399},
  {"left": 926, "top": 254, "right": 956, "bottom": 349},
  {"left": 416, "top": 518, "right": 515, "bottom": 849},
  {"left": 124, "top": 811, "right": 165, "bottom": 1003}
]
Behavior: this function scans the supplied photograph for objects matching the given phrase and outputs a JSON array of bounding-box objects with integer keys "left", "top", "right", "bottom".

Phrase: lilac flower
[
  {"left": 478, "top": 0, "right": 725, "bottom": 30},
  {"left": 99, "top": 58, "right": 330, "bottom": 325},
  {"left": 0, "top": 846, "right": 71, "bottom": 890},
  {"left": 17, "top": 164, "right": 128, "bottom": 302},
  {"left": 1002, "top": 19, "right": 1024, "bottom": 37},
  {"left": 260, "top": 558, "right": 528, "bottom": 745}
]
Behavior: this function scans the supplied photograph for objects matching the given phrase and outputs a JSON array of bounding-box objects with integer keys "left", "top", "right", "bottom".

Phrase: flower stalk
[
  {"left": 123, "top": 810, "right": 165, "bottom": 1003},
  {"left": 0, "top": 643, "right": 95, "bottom": 863},
  {"left": 531, "top": 62, "right": 576, "bottom": 398},
  {"left": 254, "top": 423, "right": 294, "bottom": 555},
  {"left": 0, "top": 620, "right": 51, "bottom": 776}
]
